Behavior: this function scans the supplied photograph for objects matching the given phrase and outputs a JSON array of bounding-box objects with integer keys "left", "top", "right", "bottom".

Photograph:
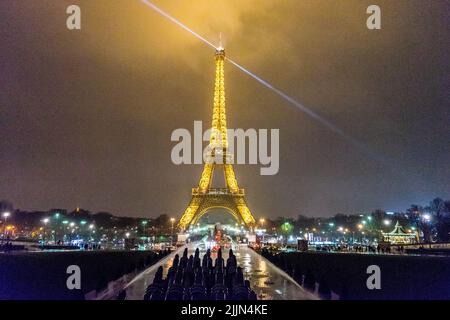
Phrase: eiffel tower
[{"left": 178, "top": 46, "right": 256, "bottom": 231}]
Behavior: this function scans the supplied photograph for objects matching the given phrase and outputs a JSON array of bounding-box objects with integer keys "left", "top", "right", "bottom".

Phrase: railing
[{"left": 192, "top": 188, "right": 245, "bottom": 195}]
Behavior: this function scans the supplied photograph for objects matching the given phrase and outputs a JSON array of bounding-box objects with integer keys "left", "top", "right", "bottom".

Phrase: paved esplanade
[{"left": 122, "top": 243, "right": 317, "bottom": 300}]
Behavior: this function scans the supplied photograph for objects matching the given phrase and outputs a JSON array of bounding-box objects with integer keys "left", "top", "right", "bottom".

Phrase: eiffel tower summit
[{"left": 178, "top": 45, "right": 256, "bottom": 231}]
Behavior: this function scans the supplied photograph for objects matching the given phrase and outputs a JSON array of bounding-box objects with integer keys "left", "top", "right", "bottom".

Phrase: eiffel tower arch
[{"left": 178, "top": 46, "right": 256, "bottom": 231}]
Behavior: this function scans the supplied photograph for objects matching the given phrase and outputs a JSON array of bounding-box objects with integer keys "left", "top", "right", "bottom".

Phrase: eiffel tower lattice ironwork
[{"left": 178, "top": 46, "right": 256, "bottom": 231}]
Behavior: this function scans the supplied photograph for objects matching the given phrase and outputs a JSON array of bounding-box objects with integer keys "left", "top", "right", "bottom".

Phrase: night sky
[{"left": 0, "top": 0, "right": 449, "bottom": 219}]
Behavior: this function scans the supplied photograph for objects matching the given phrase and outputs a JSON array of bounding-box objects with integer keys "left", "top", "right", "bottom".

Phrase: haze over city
[{"left": 1, "top": 0, "right": 449, "bottom": 218}]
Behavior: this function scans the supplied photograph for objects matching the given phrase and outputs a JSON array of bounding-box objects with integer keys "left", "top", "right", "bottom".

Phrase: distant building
[{"left": 381, "top": 221, "right": 416, "bottom": 244}]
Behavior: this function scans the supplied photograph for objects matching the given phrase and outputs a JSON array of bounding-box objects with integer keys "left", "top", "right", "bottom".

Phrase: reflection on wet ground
[{"left": 122, "top": 243, "right": 317, "bottom": 300}]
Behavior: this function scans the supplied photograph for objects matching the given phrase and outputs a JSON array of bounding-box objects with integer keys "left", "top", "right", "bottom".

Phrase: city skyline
[{"left": 1, "top": 0, "right": 449, "bottom": 219}]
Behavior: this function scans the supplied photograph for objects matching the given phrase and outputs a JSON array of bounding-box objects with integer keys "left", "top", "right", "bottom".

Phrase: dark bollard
[
  {"left": 194, "top": 248, "right": 201, "bottom": 269},
  {"left": 148, "top": 246, "right": 257, "bottom": 301},
  {"left": 154, "top": 266, "right": 164, "bottom": 283},
  {"left": 180, "top": 248, "right": 189, "bottom": 268},
  {"left": 171, "top": 254, "right": 180, "bottom": 270},
  {"left": 235, "top": 267, "right": 244, "bottom": 285}
]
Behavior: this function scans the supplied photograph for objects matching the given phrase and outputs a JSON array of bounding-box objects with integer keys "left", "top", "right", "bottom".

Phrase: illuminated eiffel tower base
[{"left": 178, "top": 47, "right": 256, "bottom": 231}]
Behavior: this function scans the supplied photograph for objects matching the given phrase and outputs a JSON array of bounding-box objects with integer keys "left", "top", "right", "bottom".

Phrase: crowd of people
[{"left": 313, "top": 244, "right": 408, "bottom": 254}]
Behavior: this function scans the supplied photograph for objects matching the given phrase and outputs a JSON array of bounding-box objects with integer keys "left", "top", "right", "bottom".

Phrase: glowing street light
[
  {"left": 422, "top": 214, "right": 431, "bottom": 221},
  {"left": 2, "top": 212, "right": 11, "bottom": 237},
  {"left": 357, "top": 224, "right": 363, "bottom": 230},
  {"left": 41, "top": 218, "right": 50, "bottom": 243},
  {"left": 2, "top": 212, "right": 11, "bottom": 230},
  {"left": 383, "top": 219, "right": 391, "bottom": 226},
  {"left": 141, "top": 220, "right": 148, "bottom": 239}
]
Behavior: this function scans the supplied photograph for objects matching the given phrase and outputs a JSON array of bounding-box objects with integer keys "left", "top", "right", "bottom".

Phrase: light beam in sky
[
  {"left": 141, "top": 0, "right": 217, "bottom": 50},
  {"left": 140, "top": 0, "right": 385, "bottom": 163}
]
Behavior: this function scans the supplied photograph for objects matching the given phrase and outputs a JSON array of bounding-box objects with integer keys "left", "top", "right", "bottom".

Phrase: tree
[
  {"left": 429, "top": 198, "right": 450, "bottom": 242},
  {"left": 407, "top": 204, "right": 433, "bottom": 243}
]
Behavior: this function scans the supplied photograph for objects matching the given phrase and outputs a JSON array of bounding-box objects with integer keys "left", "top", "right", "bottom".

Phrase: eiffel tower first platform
[{"left": 178, "top": 46, "right": 256, "bottom": 231}]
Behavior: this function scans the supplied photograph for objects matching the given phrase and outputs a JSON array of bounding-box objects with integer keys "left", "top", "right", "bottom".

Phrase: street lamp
[
  {"left": 141, "top": 220, "right": 148, "bottom": 242},
  {"left": 42, "top": 218, "right": 50, "bottom": 243},
  {"left": 259, "top": 218, "right": 266, "bottom": 244},
  {"left": 2, "top": 211, "right": 10, "bottom": 224},
  {"left": 2, "top": 212, "right": 11, "bottom": 238},
  {"left": 383, "top": 219, "right": 391, "bottom": 226},
  {"left": 88, "top": 224, "right": 95, "bottom": 241},
  {"left": 170, "top": 218, "right": 176, "bottom": 246}
]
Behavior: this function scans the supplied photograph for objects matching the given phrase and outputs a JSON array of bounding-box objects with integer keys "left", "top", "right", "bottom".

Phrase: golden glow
[
  {"left": 178, "top": 48, "right": 256, "bottom": 230},
  {"left": 210, "top": 50, "right": 228, "bottom": 149},
  {"left": 198, "top": 163, "right": 213, "bottom": 192},
  {"left": 224, "top": 164, "right": 239, "bottom": 193}
]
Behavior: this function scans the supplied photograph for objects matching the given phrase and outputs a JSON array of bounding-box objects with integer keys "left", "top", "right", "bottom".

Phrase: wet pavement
[{"left": 121, "top": 242, "right": 317, "bottom": 300}]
